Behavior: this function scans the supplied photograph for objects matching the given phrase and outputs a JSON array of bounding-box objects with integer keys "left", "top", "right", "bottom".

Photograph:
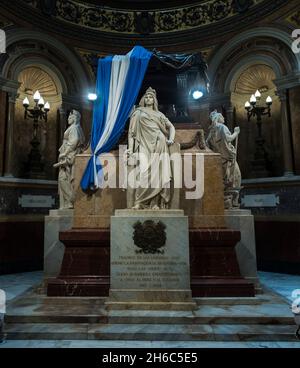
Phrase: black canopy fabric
[
  {"left": 152, "top": 49, "right": 209, "bottom": 89},
  {"left": 92, "top": 48, "right": 209, "bottom": 90}
]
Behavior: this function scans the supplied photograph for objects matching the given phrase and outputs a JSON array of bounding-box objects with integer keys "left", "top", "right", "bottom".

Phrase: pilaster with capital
[
  {"left": 0, "top": 77, "right": 21, "bottom": 177},
  {"left": 4, "top": 91, "right": 19, "bottom": 177},
  {"left": 273, "top": 72, "right": 300, "bottom": 176},
  {"left": 0, "top": 90, "right": 6, "bottom": 175},
  {"left": 276, "top": 89, "right": 294, "bottom": 176}
]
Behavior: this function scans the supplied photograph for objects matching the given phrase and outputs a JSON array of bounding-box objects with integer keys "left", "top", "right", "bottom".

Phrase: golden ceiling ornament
[
  {"left": 18, "top": 67, "right": 58, "bottom": 97},
  {"left": 24, "top": 0, "right": 261, "bottom": 34},
  {"left": 234, "top": 64, "right": 276, "bottom": 95},
  {"left": 286, "top": 10, "right": 300, "bottom": 27}
]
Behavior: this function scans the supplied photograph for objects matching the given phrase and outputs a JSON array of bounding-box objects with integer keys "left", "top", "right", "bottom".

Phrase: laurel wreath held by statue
[{"left": 133, "top": 220, "right": 167, "bottom": 254}]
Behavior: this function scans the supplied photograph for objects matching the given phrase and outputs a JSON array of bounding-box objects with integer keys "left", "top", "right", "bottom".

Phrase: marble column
[
  {"left": 277, "top": 89, "right": 294, "bottom": 177},
  {"left": 4, "top": 91, "right": 18, "bottom": 177}
]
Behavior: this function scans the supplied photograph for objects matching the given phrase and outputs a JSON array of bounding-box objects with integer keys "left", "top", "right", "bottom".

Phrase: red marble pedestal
[
  {"left": 47, "top": 228, "right": 254, "bottom": 297},
  {"left": 47, "top": 229, "right": 110, "bottom": 297},
  {"left": 190, "top": 229, "right": 255, "bottom": 297}
]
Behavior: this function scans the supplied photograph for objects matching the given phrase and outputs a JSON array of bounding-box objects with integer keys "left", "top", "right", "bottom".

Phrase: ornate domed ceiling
[
  {"left": 72, "top": 1, "right": 205, "bottom": 10},
  {"left": 1, "top": 0, "right": 292, "bottom": 50},
  {"left": 22, "top": 0, "right": 262, "bottom": 34}
]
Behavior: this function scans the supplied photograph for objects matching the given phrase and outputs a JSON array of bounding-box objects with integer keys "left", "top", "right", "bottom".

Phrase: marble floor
[
  {"left": 0, "top": 271, "right": 43, "bottom": 302},
  {"left": 0, "top": 270, "right": 299, "bottom": 349},
  {"left": 1, "top": 340, "right": 300, "bottom": 348},
  {"left": 258, "top": 271, "right": 300, "bottom": 302}
]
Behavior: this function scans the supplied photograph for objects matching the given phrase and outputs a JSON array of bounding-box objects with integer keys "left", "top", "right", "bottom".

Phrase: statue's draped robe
[
  {"left": 206, "top": 122, "right": 241, "bottom": 188},
  {"left": 129, "top": 107, "right": 172, "bottom": 207},
  {"left": 58, "top": 123, "right": 85, "bottom": 208}
]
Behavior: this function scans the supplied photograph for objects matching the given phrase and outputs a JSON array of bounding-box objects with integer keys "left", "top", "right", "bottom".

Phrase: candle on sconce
[
  {"left": 245, "top": 101, "right": 251, "bottom": 110},
  {"left": 266, "top": 96, "right": 272, "bottom": 105},
  {"left": 23, "top": 97, "right": 29, "bottom": 107},
  {"left": 250, "top": 94, "right": 257, "bottom": 105},
  {"left": 33, "top": 90, "right": 41, "bottom": 102},
  {"left": 38, "top": 97, "right": 45, "bottom": 107},
  {"left": 255, "top": 90, "right": 261, "bottom": 99}
]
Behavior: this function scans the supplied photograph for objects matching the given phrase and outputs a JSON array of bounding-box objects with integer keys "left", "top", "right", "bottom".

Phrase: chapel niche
[
  {"left": 232, "top": 64, "right": 283, "bottom": 179},
  {"left": 14, "top": 66, "right": 62, "bottom": 179}
]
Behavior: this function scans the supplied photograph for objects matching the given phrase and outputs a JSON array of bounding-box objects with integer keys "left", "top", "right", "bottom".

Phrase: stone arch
[
  {"left": 209, "top": 27, "right": 299, "bottom": 94},
  {"left": 8, "top": 56, "right": 66, "bottom": 96},
  {"left": 1, "top": 27, "right": 90, "bottom": 97},
  {"left": 12, "top": 66, "right": 64, "bottom": 179},
  {"left": 0, "top": 28, "right": 93, "bottom": 179},
  {"left": 224, "top": 55, "right": 282, "bottom": 94}
]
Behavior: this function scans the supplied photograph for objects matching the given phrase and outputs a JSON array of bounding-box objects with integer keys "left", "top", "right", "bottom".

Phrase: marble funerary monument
[{"left": 45, "top": 88, "right": 258, "bottom": 307}]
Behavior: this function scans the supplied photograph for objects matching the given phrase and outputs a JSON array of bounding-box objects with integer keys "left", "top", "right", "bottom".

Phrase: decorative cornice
[
  {"left": 273, "top": 72, "right": 300, "bottom": 90},
  {"left": 53, "top": 0, "right": 258, "bottom": 34},
  {"left": 0, "top": 76, "right": 21, "bottom": 93},
  {"left": 62, "top": 1, "right": 225, "bottom": 11},
  {"left": 1, "top": 0, "right": 290, "bottom": 50}
]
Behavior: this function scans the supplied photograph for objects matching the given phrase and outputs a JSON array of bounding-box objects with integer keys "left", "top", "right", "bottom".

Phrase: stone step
[
  {"left": 13, "top": 294, "right": 277, "bottom": 304},
  {"left": 107, "top": 312, "right": 295, "bottom": 325},
  {"left": 5, "top": 312, "right": 295, "bottom": 325},
  {"left": 6, "top": 299, "right": 294, "bottom": 325},
  {"left": 5, "top": 315, "right": 108, "bottom": 324},
  {"left": 4, "top": 323, "right": 299, "bottom": 342}
]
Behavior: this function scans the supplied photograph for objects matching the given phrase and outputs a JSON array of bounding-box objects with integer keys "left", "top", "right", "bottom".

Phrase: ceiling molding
[{"left": 0, "top": 0, "right": 290, "bottom": 51}]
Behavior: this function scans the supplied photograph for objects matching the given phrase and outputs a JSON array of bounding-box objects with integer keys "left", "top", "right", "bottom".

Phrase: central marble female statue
[{"left": 127, "top": 87, "right": 176, "bottom": 210}]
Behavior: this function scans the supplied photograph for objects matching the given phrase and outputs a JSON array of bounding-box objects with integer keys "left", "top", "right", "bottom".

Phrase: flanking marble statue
[
  {"left": 54, "top": 110, "right": 85, "bottom": 209},
  {"left": 206, "top": 110, "right": 241, "bottom": 209},
  {"left": 126, "top": 87, "right": 176, "bottom": 210}
]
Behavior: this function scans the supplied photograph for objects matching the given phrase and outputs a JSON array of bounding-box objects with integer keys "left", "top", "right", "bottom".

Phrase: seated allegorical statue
[
  {"left": 126, "top": 87, "right": 176, "bottom": 210},
  {"left": 206, "top": 110, "right": 241, "bottom": 209},
  {"left": 53, "top": 110, "right": 85, "bottom": 210}
]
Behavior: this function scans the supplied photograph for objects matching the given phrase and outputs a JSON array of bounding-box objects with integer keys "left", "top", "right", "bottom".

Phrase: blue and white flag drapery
[{"left": 80, "top": 46, "right": 152, "bottom": 191}]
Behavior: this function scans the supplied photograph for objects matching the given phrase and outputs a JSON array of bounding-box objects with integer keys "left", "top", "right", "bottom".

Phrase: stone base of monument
[
  {"left": 47, "top": 228, "right": 110, "bottom": 297},
  {"left": 106, "top": 209, "right": 197, "bottom": 311},
  {"left": 224, "top": 209, "right": 260, "bottom": 290},
  {"left": 44, "top": 209, "right": 74, "bottom": 279},
  {"left": 190, "top": 228, "right": 255, "bottom": 297},
  {"left": 46, "top": 214, "right": 254, "bottom": 298}
]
